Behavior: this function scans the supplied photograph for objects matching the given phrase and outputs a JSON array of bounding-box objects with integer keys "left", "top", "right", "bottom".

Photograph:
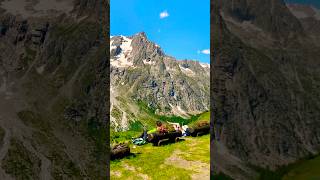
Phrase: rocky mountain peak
[
  {"left": 134, "top": 31, "right": 147, "bottom": 38},
  {"left": 110, "top": 33, "right": 209, "bottom": 131},
  {"left": 110, "top": 33, "right": 165, "bottom": 68}
]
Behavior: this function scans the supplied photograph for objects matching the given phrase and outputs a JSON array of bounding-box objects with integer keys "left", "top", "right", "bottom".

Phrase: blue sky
[
  {"left": 285, "top": 0, "right": 320, "bottom": 7},
  {"left": 110, "top": 0, "right": 210, "bottom": 64}
]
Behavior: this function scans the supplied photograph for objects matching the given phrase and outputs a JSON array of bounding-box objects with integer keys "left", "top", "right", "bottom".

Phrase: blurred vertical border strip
[
  {"left": 101, "top": 0, "right": 111, "bottom": 179},
  {"left": 210, "top": 0, "right": 222, "bottom": 178},
  {"left": 210, "top": 0, "right": 214, "bottom": 178}
]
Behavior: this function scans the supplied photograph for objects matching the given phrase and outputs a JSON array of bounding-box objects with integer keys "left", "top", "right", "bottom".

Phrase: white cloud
[
  {"left": 200, "top": 49, "right": 210, "bottom": 55},
  {"left": 160, "top": 10, "right": 169, "bottom": 19}
]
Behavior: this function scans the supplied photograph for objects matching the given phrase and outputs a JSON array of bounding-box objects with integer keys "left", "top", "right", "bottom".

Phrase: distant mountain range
[{"left": 110, "top": 33, "right": 210, "bottom": 131}]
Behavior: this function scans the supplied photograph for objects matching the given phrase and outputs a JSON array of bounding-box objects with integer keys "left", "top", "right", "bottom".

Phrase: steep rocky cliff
[
  {"left": 212, "top": 0, "right": 320, "bottom": 179},
  {"left": 110, "top": 33, "right": 210, "bottom": 131},
  {"left": 0, "top": 0, "right": 108, "bottom": 179}
]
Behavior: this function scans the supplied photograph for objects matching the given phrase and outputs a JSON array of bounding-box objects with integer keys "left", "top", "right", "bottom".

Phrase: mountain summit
[{"left": 110, "top": 33, "right": 209, "bottom": 131}]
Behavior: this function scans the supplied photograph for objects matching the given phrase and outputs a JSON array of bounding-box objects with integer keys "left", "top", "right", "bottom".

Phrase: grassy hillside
[
  {"left": 282, "top": 155, "right": 320, "bottom": 180},
  {"left": 252, "top": 154, "right": 320, "bottom": 180},
  {"left": 111, "top": 110, "right": 210, "bottom": 144},
  {"left": 110, "top": 135, "right": 209, "bottom": 180},
  {"left": 210, "top": 154, "right": 320, "bottom": 180},
  {"left": 110, "top": 111, "right": 210, "bottom": 179}
]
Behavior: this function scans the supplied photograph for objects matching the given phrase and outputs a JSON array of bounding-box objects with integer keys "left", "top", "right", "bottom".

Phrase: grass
[
  {"left": 211, "top": 172, "right": 234, "bottom": 180},
  {"left": 282, "top": 155, "right": 320, "bottom": 180},
  {"left": 188, "top": 111, "right": 210, "bottom": 127},
  {"left": 110, "top": 130, "right": 140, "bottom": 145},
  {"left": 111, "top": 111, "right": 210, "bottom": 144},
  {"left": 137, "top": 99, "right": 157, "bottom": 115},
  {"left": 158, "top": 114, "right": 201, "bottom": 126},
  {"left": 211, "top": 154, "right": 320, "bottom": 180},
  {"left": 110, "top": 111, "right": 210, "bottom": 179},
  {"left": 179, "top": 135, "right": 210, "bottom": 164},
  {"left": 251, "top": 154, "right": 320, "bottom": 180},
  {"left": 110, "top": 135, "right": 210, "bottom": 180},
  {"left": 254, "top": 166, "right": 282, "bottom": 180},
  {"left": 135, "top": 99, "right": 206, "bottom": 128}
]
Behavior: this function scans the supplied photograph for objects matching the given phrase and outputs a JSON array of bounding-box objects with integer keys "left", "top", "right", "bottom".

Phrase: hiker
[
  {"left": 139, "top": 126, "right": 148, "bottom": 140},
  {"left": 156, "top": 120, "right": 168, "bottom": 133},
  {"left": 167, "top": 121, "right": 183, "bottom": 132},
  {"left": 166, "top": 121, "right": 191, "bottom": 136},
  {"left": 133, "top": 121, "right": 168, "bottom": 145},
  {"left": 140, "top": 121, "right": 168, "bottom": 138}
]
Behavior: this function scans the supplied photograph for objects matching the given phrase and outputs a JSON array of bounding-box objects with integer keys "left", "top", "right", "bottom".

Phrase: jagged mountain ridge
[
  {"left": 110, "top": 32, "right": 209, "bottom": 131},
  {"left": 212, "top": 0, "right": 320, "bottom": 179}
]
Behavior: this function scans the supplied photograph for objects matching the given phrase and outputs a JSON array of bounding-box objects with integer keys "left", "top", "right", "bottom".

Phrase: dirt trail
[
  {"left": 165, "top": 149, "right": 210, "bottom": 180},
  {"left": 122, "top": 163, "right": 150, "bottom": 180}
]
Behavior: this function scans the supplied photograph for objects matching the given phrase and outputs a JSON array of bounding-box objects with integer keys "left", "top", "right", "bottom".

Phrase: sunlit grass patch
[
  {"left": 179, "top": 135, "right": 210, "bottom": 163},
  {"left": 283, "top": 155, "right": 320, "bottom": 180},
  {"left": 110, "top": 135, "right": 209, "bottom": 179}
]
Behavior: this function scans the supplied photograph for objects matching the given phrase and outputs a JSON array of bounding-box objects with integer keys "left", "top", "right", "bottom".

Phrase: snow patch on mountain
[
  {"left": 200, "top": 63, "right": 210, "bottom": 69},
  {"left": 179, "top": 65, "right": 195, "bottom": 76},
  {"left": 110, "top": 36, "right": 134, "bottom": 67}
]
